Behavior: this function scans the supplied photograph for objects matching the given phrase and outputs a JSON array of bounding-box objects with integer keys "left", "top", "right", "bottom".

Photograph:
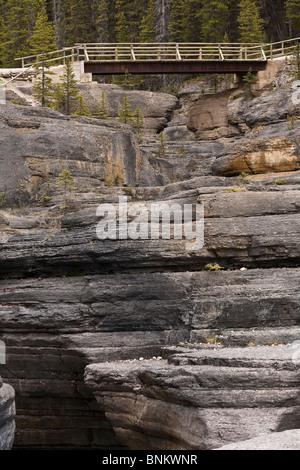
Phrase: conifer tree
[
  {"left": 290, "top": 43, "right": 300, "bottom": 81},
  {"left": 73, "top": 94, "right": 92, "bottom": 117},
  {"left": 33, "top": 71, "right": 54, "bottom": 107},
  {"left": 132, "top": 107, "right": 145, "bottom": 142},
  {"left": 31, "top": 1, "right": 57, "bottom": 56},
  {"left": 169, "top": 0, "right": 186, "bottom": 42},
  {"left": 31, "top": 1, "right": 57, "bottom": 107},
  {"left": 50, "top": 82, "right": 65, "bottom": 111},
  {"left": 0, "top": 0, "right": 5, "bottom": 67},
  {"left": 140, "top": 0, "right": 157, "bottom": 42},
  {"left": 157, "top": 131, "right": 167, "bottom": 156},
  {"left": 58, "top": 59, "right": 80, "bottom": 115},
  {"left": 200, "top": 0, "right": 230, "bottom": 43},
  {"left": 97, "top": 91, "right": 110, "bottom": 119},
  {"left": 2, "top": 0, "right": 32, "bottom": 66},
  {"left": 182, "top": 0, "right": 203, "bottom": 42},
  {"left": 115, "top": 0, "right": 144, "bottom": 42},
  {"left": 116, "top": 11, "right": 131, "bottom": 43},
  {"left": 243, "top": 67, "right": 259, "bottom": 96},
  {"left": 286, "top": 0, "right": 300, "bottom": 36},
  {"left": 238, "top": 0, "right": 266, "bottom": 43},
  {"left": 118, "top": 93, "right": 134, "bottom": 124},
  {"left": 94, "top": 0, "right": 111, "bottom": 42},
  {"left": 56, "top": 169, "right": 77, "bottom": 212}
]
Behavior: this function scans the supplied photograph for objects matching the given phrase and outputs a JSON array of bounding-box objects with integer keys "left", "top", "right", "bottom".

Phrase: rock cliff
[{"left": 0, "top": 70, "right": 299, "bottom": 450}]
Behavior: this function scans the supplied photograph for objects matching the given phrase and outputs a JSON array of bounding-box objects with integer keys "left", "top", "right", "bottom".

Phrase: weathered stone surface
[
  {"left": 211, "top": 123, "right": 300, "bottom": 176},
  {"left": 187, "top": 90, "right": 241, "bottom": 140},
  {"left": 215, "top": 429, "right": 300, "bottom": 450},
  {"left": 1, "top": 75, "right": 300, "bottom": 451},
  {"left": 0, "top": 104, "right": 148, "bottom": 205},
  {"left": 228, "top": 86, "right": 300, "bottom": 128},
  {"left": 0, "top": 379, "right": 15, "bottom": 450},
  {"left": 84, "top": 344, "right": 300, "bottom": 450}
]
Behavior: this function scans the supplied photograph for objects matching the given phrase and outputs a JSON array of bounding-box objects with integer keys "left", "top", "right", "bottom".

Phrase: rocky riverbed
[{"left": 0, "top": 69, "right": 299, "bottom": 450}]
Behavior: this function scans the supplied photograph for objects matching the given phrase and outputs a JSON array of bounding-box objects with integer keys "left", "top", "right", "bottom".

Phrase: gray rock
[
  {"left": 211, "top": 122, "right": 300, "bottom": 176},
  {"left": 0, "top": 379, "right": 15, "bottom": 450},
  {"left": 0, "top": 105, "right": 149, "bottom": 205},
  {"left": 228, "top": 86, "right": 300, "bottom": 128},
  {"left": 84, "top": 344, "right": 300, "bottom": 450},
  {"left": 215, "top": 429, "right": 300, "bottom": 450}
]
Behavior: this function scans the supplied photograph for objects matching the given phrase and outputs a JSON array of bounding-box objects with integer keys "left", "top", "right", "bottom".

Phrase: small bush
[{"left": 0, "top": 191, "right": 5, "bottom": 208}]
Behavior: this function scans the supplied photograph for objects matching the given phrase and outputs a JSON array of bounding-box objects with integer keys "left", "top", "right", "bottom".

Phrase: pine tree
[
  {"left": 238, "top": 0, "right": 266, "bottom": 43},
  {"left": 97, "top": 91, "right": 110, "bottom": 119},
  {"left": 56, "top": 169, "right": 77, "bottom": 211},
  {"left": 157, "top": 131, "right": 167, "bottom": 156},
  {"left": 290, "top": 43, "right": 300, "bottom": 81},
  {"left": 286, "top": 0, "right": 300, "bottom": 36},
  {"left": 62, "top": 0, "right": 93, "bottom": 46},
  {"left": 243, "top": 67, "right": 259, "bottom": 96},
  {"left": 58, "top": 59, "right": 80, "bottom": 115},
  {"left": 115, "top": 0, "right": 144, "bottom": 42},
  {"left": 2, "top": 0, "right": 33, "bottom": 66},
  {"left": 182, "top": 0, "right": 203, "bottom": 42},
  {"left": 168, "top": 0, "right": 186, "bottom": 42},
  {"left": 116, "top": 11, "right": 131, "bottom": 43},
  {"left": 118, "top": 93, "right": 134, "bottom": 124},
  {"left": 0, "top": 0, "right": 5, "bottom": 67},
  {"left": 31, "top": 1, "right": 57, "bottom": 107},
  {"left": 200, "top": 0, "right": 230, "bottom": 43},
  {"left": 33, "top": 70, "right": 54, "bottom": 107},
  {"left": 132, "top": 107, "right": 144, "bottom": 142},
  {"left": 140, "top": 0, "right": 157, "bottom": 42},
  {"left": 31, "top": 1, "right": 57, "bottom": 56},
  {"left": 73, "top": 94, "right": 92, "bottom": 116},
  {"left": 50, "top": 82, "right": 65, "bottom": 111},
  {"left": 93, "top": 0, "right": 110, "bottom": 42}
]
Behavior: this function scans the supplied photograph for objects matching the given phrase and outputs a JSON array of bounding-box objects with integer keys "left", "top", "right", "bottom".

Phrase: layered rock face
[
  {"left": 0, "top": 72, "right": 300, "bottom": 450},
  {"left": 0, "top": 376, "right": 15, "bottom": 450}
]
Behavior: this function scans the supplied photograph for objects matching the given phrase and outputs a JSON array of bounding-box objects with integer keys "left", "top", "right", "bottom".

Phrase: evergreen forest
[{"left": 0, "top": 0, "right": 299, "bottom": 68}]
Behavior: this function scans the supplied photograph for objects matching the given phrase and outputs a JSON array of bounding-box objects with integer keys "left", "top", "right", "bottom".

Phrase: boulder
[
  {"left": 0, "top": 104, "right": 151, "bottom": 205},
  {"left": 228, "top": 86, "right": 300, "bottom": 128},
  {"left": 187, "top": 90, "right": 241, "bottom": 140},
  {"left": 211, "top": 123, "right": 300, "bottom": 176},
  {"left": 0, "top": 377, "right": 15, "bottom": 450},
  {"left": 84, "top": 344, "right": 300, "bottom": 450}
]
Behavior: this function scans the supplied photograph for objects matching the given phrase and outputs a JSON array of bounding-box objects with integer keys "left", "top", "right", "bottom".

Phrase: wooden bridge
[{"left": 16, "top": 37, "right": 300, "bottom": 76}]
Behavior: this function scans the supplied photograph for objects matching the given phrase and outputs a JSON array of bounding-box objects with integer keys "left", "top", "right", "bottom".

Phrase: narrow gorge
[{"left": 0, "top": 59, "right": 299, "bottom": 450}]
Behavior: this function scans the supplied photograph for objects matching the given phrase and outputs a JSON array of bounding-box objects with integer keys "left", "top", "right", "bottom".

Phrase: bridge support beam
[{"left": 84, "top": 60, "right": 267, "bottom": 76}]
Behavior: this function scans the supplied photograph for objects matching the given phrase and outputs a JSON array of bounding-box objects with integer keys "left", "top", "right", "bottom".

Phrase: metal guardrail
[{"left": 15, "top": 38, "right": 300, "bottom": 68}]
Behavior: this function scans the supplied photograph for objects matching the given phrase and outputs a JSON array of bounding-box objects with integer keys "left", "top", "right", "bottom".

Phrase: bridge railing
[
  {"left": 15, "top": 38, "right": 300, "bottom": 68},
  {"left": 75, "top": 43, "right": 267, "bottom": 62}
]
